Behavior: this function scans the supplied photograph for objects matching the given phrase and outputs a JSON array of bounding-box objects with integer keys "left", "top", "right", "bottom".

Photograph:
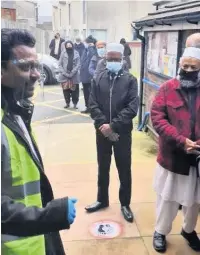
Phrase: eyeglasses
[{"left": 12, "top": 59, "right": 42, "bottom": 72}]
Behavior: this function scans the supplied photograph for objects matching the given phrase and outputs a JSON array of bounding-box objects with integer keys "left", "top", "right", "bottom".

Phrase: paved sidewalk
[{"left": 34, "top": 122, "right": 200, "bottom": 255}]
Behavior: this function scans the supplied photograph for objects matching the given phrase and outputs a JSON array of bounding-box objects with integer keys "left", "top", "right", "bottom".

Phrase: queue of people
[
  {"left": 51, "top": 33, "right": 132, "bottom": 113},
  {"left": 1, "top": 28, "right": 200, "bottom": 255}
]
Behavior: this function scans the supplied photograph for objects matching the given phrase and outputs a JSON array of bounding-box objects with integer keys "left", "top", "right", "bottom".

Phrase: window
[{"left": 89, "top": 29, "right": 107, "bottom": 41}]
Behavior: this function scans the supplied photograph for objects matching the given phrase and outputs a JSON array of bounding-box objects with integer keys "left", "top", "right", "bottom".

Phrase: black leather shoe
[
  {"left": 121, "top": 206, "right": 134, "bottom": 223},
  {"left": 181, "top": 229, "right": 200, "bottom": 251},
  {"left": 153, "top": 231, "right": 167, "bottom": 253},
  {"left": 64, "top": 104, "right": 70, "bottom": 109},
  {"left": 85, "top": 201, "right": 109, "bottom": 213},
  {"left": 81, "top": 108, "right": 90, "bottom": 114}
]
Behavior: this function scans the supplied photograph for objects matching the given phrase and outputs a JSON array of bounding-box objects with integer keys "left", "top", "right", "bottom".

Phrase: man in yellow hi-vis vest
[{"left": 1, "top": 28, "right": 77, "bottom": 255}]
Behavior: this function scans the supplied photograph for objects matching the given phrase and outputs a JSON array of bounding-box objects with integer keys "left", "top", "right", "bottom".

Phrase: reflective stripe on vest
[{"left": 1, "top": 110, "right": 45, "bottom": 255}]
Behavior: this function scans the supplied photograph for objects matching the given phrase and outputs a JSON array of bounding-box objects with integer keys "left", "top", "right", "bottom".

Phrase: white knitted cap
[
  {"left": 106, "top": 43, "right": 124, "bottom": 54},
  {"left": 182, "top": 47, "right": 200, "bottom": 60}
]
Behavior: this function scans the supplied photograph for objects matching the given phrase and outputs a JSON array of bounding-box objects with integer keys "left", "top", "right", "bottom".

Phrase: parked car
[{"left": 37, "top": 53, "right": 59, "bottom": 85}]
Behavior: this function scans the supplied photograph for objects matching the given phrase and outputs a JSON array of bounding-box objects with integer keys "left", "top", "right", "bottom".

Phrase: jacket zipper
[{"left": 109, "top": 76, "right": 117, "bottom": 124}]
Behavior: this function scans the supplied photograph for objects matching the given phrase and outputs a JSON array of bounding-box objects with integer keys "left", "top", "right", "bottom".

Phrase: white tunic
[{"left": 154, "top": 164, "right": 200, "bottom": 207}]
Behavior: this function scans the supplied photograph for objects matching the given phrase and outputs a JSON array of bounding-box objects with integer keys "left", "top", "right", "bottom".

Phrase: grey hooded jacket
[{"left": 57, "top": 50, "right": 80, "bottom": 84}]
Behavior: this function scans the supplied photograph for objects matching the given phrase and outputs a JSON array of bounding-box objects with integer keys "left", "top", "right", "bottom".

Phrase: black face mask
[
  {"left": 179, "top": 69, "right": 199, "bottom": 81},
  {"left": 66, "top": 48, "right": 73, "bottom": 52}
]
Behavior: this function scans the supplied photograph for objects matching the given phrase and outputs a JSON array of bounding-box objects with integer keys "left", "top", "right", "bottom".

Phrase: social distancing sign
[{"left": 89, "top": 220, "right": 123, "bottom": 239}]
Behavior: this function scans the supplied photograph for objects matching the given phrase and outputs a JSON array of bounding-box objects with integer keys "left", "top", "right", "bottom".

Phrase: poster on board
[{"left": 147, "top": 31, "right": 178, "bottom": 77}]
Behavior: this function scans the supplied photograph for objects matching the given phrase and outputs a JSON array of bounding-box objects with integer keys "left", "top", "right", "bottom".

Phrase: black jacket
[
  {"left": 89, "top": 70, "right": 139, "bottom": 133},
  {"left": 49, "top": 38, "right": 65, "bottom": 59},
  {"left": 74, "top": 42, "right": 85, "bottom": 58},
  {"left": 1, "top": 88, "right": 69, "bottom": 255}
]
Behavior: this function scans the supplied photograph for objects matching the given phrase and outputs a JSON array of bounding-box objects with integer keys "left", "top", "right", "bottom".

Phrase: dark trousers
[
  {"left": 63, "top": 84, "right": 79, "bottom": 105},
  {"left": 82, "top": 83, "right": 91, "bottom": 108},
  {"left": 96, "top": 131, "right": 132, "bottom": 206}
]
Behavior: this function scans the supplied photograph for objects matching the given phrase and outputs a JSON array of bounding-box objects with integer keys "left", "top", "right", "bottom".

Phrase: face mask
[
  {"left": 106, "top": 61, "right": 123, "bottom": 74},
  {"left": 179, "top": 69, "right": 199, "bottom": 81},
  {"left": 97, "top": 48, "right": 106, "bottom": 58}
]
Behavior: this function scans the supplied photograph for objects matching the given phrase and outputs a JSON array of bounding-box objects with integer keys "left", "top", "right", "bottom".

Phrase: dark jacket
[
  {"left": 74, "top": 42, "right": 85, "bottom": 58},
  {"left": 89, "top": 70, "right": 139, "bottom": 134},
  {"left": 49, "top": 38, "right": 65, "bottom": 60},
  {"left": 94, "top": 58, "right": 129, "bottom": 79},
  {"left": 151, "top": 78, "right": 200, "bottom": 176},
  {"left": 89, "top": 55, "right": 102, "bottom": 77},
  {"left": 1, "top": 88, "right": 69, "bottom": 255},
  {"left": 80, "top": 46, "right": 96, "bottom": 84},
  {"left": 123, "top": 43, "right": 132, "bottom": 69}
]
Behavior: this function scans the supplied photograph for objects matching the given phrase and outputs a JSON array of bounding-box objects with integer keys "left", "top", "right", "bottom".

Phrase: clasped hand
[
  {"left": 184, "top": 138, "right": 200, "bottom": 154},
  {"left": 99, "top": 124, "right": 119, "bottom": 142}
]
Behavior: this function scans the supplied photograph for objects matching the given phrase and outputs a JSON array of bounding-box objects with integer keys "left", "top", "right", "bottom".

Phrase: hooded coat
[{"left": 57, "top": 41, "right": 80, "bottom": 84}]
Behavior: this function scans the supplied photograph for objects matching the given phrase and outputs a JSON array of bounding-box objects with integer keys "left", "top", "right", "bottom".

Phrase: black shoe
[
  {"left": 153, "top": 231, "right": 167, "bottom": 253},
  {"left": 64, "top": 104, "right": 70, "bottom": 109},
  {"left": 179, "top": 205, "right": 182, "bottom": 210},
  {"left": 81, "top": 108, "right": 90, "bottom": 114},
  {"left": 121, "top": 206, "right": 134, "bottom": 223},
  {"left": 181, "top": 229, "right": 200, "bottom": 251},
  {"left": 85, "top": 201, "right": 109, "bottom": 213},
  {"left": 73, "top": 104, "right": 78, "bottom": 109}
]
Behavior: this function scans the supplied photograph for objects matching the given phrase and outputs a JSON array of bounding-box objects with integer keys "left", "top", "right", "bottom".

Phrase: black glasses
[{"left": 12, "top": 59, "right": 42, "bottom": 72}]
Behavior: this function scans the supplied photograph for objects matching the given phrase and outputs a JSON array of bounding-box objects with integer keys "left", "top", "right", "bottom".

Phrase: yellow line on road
[
  {"left": 41, "top": 103, "right": 91, "bottom": 118},
  {"left": 35, "top": 95, "right": 84, "bottom": 106},
  {"left": 35, "top": 99, "right": 64, "bottom": 106},
  {"left": 32, "top": 113, "right": 74, "bottom": 125},
  {"left": 43, "top": 87, "right": 60, "bottom": 92},
  {"left": 44, "top": 90, "right": 62, "bottom": 96}
]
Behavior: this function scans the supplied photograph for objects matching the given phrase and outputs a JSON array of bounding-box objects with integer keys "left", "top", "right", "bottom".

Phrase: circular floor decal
[{"left": 89, "top": 220, "right": 122, "bottom": 239}]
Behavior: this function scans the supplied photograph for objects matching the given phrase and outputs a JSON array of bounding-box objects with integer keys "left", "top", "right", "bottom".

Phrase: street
[{"left": 33, "top": 85, "right": 200, "bottom": 255}]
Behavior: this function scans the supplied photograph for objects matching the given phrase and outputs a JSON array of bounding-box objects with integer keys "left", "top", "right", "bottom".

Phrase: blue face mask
[
  {"left": 106, "top": 61, "right": 123, "bottom": 74},
  {"left": 97, "top": 48, "right": 106, "bottom": 58}
]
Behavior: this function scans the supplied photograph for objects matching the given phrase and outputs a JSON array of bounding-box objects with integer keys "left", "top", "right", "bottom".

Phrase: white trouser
[{"left": 155, "top": 195, "right": 200, "bottom": 236}]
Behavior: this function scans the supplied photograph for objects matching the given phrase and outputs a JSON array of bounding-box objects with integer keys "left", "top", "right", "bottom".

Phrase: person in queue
[
  {"left": 120, "top": 38, "right": 132, "bottom": 70},
  {"left": 58, "top": 40, "right": 80, "bottom": 109},
  {"left": 80, "top": 35, "right": 97, "bottom": 114},
  {"left": 151, "top": 46, "right": 200, "bottom": 253},
  {"left": 1, "top": 28, "right": 77, "bottom": 255},
  {"left": 89, "top": 40, "right": 106, "bottom": 79},
  {"left": 74, "top": 36, "right": 85, "bottom": 58},
  {"left": 85, "top": 43, "right": 139, "bottom": 223},
  {"left": 49, "top": 32, "right": 65, "bottom": 60}
]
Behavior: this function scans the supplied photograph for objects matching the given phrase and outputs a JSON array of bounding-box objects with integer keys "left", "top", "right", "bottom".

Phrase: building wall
[
  {"left": 16, "top": 1, "right": 37, "bottom": 27},
  {"left": 52, "top": 0, "right": 155, "bottom": 41},
  {"left": 1, "top": 18, "right": 53, "bottom": 54},
  {"left": 1, "top": 8, "right": 16, "bottom": 21}
]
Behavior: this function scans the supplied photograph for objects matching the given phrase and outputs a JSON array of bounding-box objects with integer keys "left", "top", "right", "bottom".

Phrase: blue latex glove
[{"left": 67, "top": 198, "right": 77, "bottom": 224}]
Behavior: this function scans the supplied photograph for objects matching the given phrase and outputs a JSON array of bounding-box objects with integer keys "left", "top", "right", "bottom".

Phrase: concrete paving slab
[{"left": 64, "top": 238, "right": 149, "bottom": 255}]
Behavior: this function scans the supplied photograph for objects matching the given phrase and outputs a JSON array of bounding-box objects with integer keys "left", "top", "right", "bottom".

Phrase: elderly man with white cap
[
  {"left": 151, "top": 46, "right": 200, "bottom": 253},
  {"left": 85, "top": 43, "right": 139, "bottom": 222}
]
